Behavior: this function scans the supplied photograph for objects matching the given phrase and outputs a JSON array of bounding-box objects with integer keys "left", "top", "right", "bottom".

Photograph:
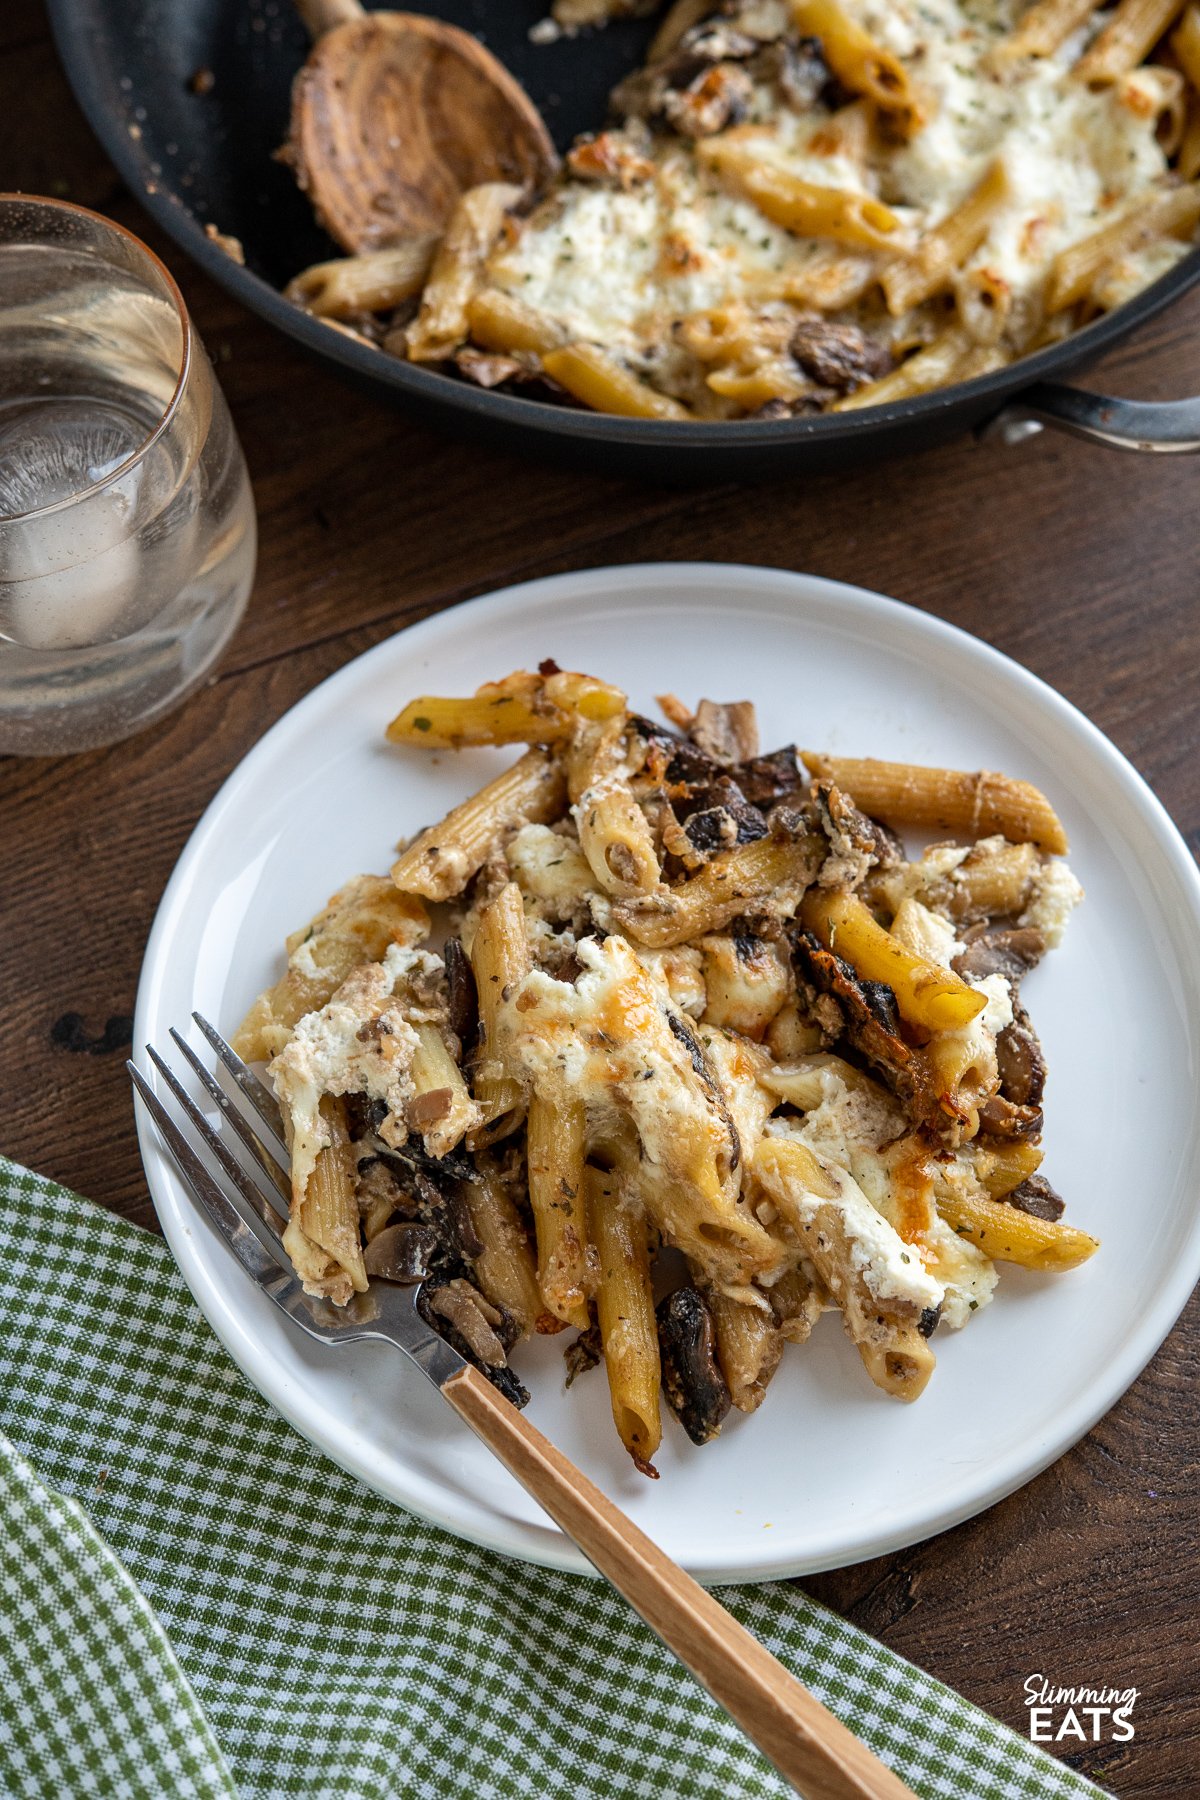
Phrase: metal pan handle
[{"left": 981, "top": 380, "right": 1200, "bottom": 453}]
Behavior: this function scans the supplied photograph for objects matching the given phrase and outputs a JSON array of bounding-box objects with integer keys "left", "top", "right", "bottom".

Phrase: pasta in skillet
[
  {"left": 285, "top": 0, "right": 1200, "bottom": 419},
  {"left": 237, "top": 665, "right": 1096, "bottom": 1475}
]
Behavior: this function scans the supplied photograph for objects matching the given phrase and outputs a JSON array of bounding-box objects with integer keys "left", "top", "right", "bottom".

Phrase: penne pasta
[
  {"left": 754, "top": 1138, "right": 937, "bottom": 1400},
  {"left": 698, "top": 138, "right": 906, "bottom": 251},
  {"left": 833, "top": 329, "right": 979, "bottom": 410},
  {"left": 540, "top": 344, "right": 692, "bottom": 420},
  {"left": 569, "top": 727, "right": 661, "bottom": 897},
  {"left": 391, "top": 748, "right": 567, "bottom": 901},
  {"left": 800, "top": 888, "right": 987, "bottom": 1031},
  {"left": 612, "top": 833, "right": 825, "bottom": 948},
  {"left": 790, "top": 0, "right": 923, "bottom": 127},
  {"left": 1074, "top": 0, "right": 1188, "bottom": 84},
  {"left": 1173, "top": 2, "right": 1200, "bottom": 85},
  {"left": 527, "top": 1092, "right": 592, "bottom": 1329},
  {"left": 410, "top": 1022, "right": 480, "bottom": 1158},
  {"left": 1046, "top": 183, "right": 1200, "bottom": 311},
  {"left": 935, "top": 1187, "right": 1099, "bottom": 1269},
  {"left": 881, "top": 161, "right": 1010, "bottom": 315},
  {"left": 467, "top": 286, "right": 568, "bottom": 356},
  {"left": 993, "top": 0, "right": 1102, "bottom": 60},
  {"left": 587, "top": 1165, "right": 662, "bottom": 1470},
  {"left": 709, "top": 1288, "right": 784, "bottom": 1413},
  {"left": 233, "top": 875, "right": 429, "bottom": 1061},
  {"left": 468, "top": 882, "right": 532, "bottom": 1147},
  {"left": 463, "top": 1154, "right": 549, "bottom": 1336},
  {"left": 388, "top": 668, "right": 625, "bottom": 749},
  {"left": 285, "top": 239, "right": 439, "bottom": 319},
  {"left": 291, "top": 1095, "right": 368, "bottom": 1297},
  {"left": 801, "top": 752, "right": 1069, "bottom": 852},
  {"left": 407, "top": 182, "right": 524, "bottom": 363}
]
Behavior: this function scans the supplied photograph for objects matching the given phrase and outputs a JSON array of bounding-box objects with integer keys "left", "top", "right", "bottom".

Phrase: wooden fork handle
[{"left": 442, "top": 1365, "right": 916, "bottom": 1800}]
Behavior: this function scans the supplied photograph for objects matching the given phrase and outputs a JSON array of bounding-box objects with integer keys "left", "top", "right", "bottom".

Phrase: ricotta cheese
[{"left": 269, "top": 943, "right": 440, "bottom": 1190}]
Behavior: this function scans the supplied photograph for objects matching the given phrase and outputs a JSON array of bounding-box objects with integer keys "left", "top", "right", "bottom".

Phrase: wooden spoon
[{"left": 288, "top": 0, "right": 559, "bottom": 254}]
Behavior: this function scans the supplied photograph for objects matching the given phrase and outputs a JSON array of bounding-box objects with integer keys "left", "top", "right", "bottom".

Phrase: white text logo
[{"left": 1023, "top": 1675, "right": 1138, "bottom": 1743}]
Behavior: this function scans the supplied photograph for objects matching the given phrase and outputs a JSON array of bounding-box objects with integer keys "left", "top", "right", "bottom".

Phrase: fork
[{"left": 130, "top": 1017, "right": 917, "bottom": 1800}]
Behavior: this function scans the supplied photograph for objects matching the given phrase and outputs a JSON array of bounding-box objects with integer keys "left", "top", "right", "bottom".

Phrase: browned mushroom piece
[
  {"left": 366, "top": 1149, "right": 484, "bottom": 1265},
  {"left": 417, "top": 1276, "right": 530, "bottom": 1406},
  {"left": 363, "top": 1220, "right": 440, "bottom": 1283},
  {"left": 750, "top": 36, "right": 831, "bottom": 111},
  {"left": 286, "top": 1, "right": 558, "bottom": 254},
  {"left": 661, "top": 62, "right": 754, "bottom": 137},
  {"left": 442, "top": 934, "right": 479, "bottom": 1052},
  {"left": 563, "top": 1322, "right": 602, "bottom": 1386},
  {"left": 813, "top": 783, "right": 903, "bottom": 885},
  {"left": 1003, "top": 1174, "right": 1066, "bottom": 1221},
  {"left": 565, "top": 129, "right": 656, "bottom": 188},
  {"left": 689, "top": 698, "right": 760, "bottom": 766},
  {"left": 732, "top": 745, "right": 805, "bottom": 809},
  {"left": 995, "top": 1004, "right": 1047, "bottom": 1107},
  {"left": 952, "top": 924, "right": 1047, "bottom": 985},
  {"left": 656, "top": 1287, "right": 731, "bottom": 1445},
  {"left": 789, "top": 318, "right": 894, "bottom": 395},
  {"left": 677, "top": 776, "right": 769, "bottom": 861},
  {"left": 976, "top": 1093, "right": 1045, "bottom": 1140}
]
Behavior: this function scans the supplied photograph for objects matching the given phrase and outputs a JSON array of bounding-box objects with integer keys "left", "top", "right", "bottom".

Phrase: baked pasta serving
[
  {"left": 235, "top": 665, "right": 1096, "bottom": 1475},
  {"left": 285, "top": 0, "right": 1200, "bottom": 419}
]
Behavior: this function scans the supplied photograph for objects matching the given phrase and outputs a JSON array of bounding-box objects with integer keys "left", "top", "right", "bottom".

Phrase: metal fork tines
[{"left": 128, "top": 1014, "right": 466, "bottom": 1384}]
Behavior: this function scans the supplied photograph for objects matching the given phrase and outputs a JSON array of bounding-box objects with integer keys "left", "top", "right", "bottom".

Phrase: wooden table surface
[{"left": 3, "top": 3, "right": 1198, "bottom": 1792}]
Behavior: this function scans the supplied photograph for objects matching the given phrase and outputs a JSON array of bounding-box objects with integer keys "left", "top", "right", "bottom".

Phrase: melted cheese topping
[{"left": 269, "top": 943, "right": 439, "bottom": 1189}]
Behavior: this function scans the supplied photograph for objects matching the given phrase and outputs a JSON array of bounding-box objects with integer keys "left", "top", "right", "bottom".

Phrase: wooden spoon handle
[
  {"left": 293, "top": 0, "right": 363, "bottom": 39},
  {"left": 442, "top": 1365, "right": 917, "bottom": 1800}
]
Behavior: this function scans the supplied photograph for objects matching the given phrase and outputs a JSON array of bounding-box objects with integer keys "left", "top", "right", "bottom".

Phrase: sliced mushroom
[
  {"left": 814, "top": 783, "right": 903, "bottom": 888},
  {"left": 690, "top": 698, "right": 760, "bottom": 766},
  {"left": 995, "top": 1005, "right": 1046, "bottom": 1107},
  {"left": 566, "top": 129, "right": 656, "bottom": 187},
  {"left": 657, "top": 1287, "right": 731, "bottom": 1445},
  {"left": 426, "top": 1278, "right": 509, "bottom": 1364},
  {"left": 678, "top": 776, "right": 769, "bottom": 861},
  {"left": 417, "top": 1276, "right": 530, "bottom": 1406},
  {"left": 363, "top": 1222, "right": 440, "bottom": 1283},
  {"left": 371, "top": 1149, "right": 484, "bottom": 1265},
  {"left": 665, "top": 1008, "right": 741, "bottom": 1171},
  {"left": 749, "top": 37, "right": 831, "bottom": 111},
  {"left": 1003, "top": 1174, "right": 1065, "bottom": 1220},
  {"left": 443, "top": 935, "right": 480, "bottom": 1053},
  {"left": 662, "top": 62, "right": 754, "bottom": 136},
  {"left": 790, "top": 317, "right": 894, "bottom": 394},
  {"left": 563, "top": 1322, "right": 602, "bottom": 1386},
  {"left": 952, "top": 924, "right": 1047, "bottom": 986},
  {"left": 732, "top": 745, "right": 804, "bottom": 809},
  {"left": 455, "top": 347, "right": 524, "bottom": 389},
  {"left": 976, "top": 1094, "right": 1044, "bottom": 1140}
]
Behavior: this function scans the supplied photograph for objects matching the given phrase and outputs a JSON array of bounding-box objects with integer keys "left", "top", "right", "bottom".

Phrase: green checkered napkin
[{"left": 0, "top": 1157, "right": 1110, "bottom": 1800}]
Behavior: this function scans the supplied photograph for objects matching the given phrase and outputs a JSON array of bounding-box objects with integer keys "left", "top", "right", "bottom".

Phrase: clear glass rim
[{"left": 0, "top": 193, "right": 194, "bottom": 524}]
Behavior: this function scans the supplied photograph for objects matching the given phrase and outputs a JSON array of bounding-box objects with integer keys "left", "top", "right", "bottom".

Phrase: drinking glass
[{"left": 0, "top": 196, "right": 256, "bottom": 754}]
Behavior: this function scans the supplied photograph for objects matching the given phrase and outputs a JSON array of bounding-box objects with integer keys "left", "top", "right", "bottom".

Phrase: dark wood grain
[{"left": 2, "top": 3, "right": 1197, "bottom": 1792}]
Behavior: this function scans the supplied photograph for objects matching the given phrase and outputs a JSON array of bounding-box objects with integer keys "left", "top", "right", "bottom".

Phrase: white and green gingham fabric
[{"left": 0, "top": 1156, "right": 1111, "bottom": 1800}]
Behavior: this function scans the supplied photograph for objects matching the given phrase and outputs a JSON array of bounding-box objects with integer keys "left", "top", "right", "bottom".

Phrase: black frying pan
[{"left": 50, "top": 0, "right": 1200, "bottom": 479}]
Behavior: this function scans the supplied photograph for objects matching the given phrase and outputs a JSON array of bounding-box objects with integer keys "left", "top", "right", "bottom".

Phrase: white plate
[{"left": 135, "top": 563, "right": 1200, "bottom": 1583}]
